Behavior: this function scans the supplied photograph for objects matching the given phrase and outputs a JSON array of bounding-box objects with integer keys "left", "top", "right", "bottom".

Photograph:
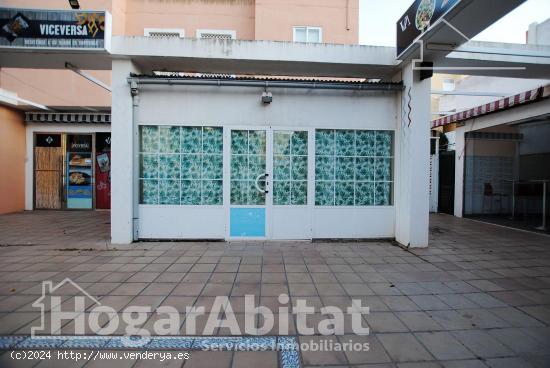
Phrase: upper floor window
[
  {"left": 293, "top": 26, "right": 322, "bottom": 43},
  {"left": 196, "top": 29, "right": 236, "bottom": 40},
  {"left": 442, "top": 78, "right": 456, "bottom": 92},
  {"left": 144, "top": 28, "right": 185, "bottom": 38}
]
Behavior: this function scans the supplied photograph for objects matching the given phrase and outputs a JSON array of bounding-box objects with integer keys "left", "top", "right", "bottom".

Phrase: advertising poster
[
  {"left": 95, "top": 133, "right": 111, "bottom": 209},
  {"left": 66, "top": 135, "right": 93, "bottom": 209}
]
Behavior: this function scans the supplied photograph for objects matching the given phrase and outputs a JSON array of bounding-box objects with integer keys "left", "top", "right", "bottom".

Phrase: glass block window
[
  {"left": 139, "top": 126, "right": 223, "bottom": 205},
  {"left": 230, "top": 130, "right": 267, "bottom": 205},
  {"left": 315, "top": 129, "right": 393, "bottom": 206},
  {"left": 273, "top": 131, "right": 308, "bottom": 205}
]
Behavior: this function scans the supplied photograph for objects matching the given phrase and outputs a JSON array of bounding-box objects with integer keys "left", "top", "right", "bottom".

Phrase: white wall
[{"left": 137, "top": 85, "right": 397, "bottom": 129}]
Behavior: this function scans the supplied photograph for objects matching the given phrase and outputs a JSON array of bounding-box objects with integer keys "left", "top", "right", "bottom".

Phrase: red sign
[{"left": 95, "top": 152, "right": 110, "bottom": 209}]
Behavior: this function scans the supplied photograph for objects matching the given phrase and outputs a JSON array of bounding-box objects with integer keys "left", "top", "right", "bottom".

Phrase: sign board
[
  {"left": 0, "top": 8, "right": 106, "bottom": 49},
  {"left": 396, "top": 0, "right": 461, "bottom": 58}
]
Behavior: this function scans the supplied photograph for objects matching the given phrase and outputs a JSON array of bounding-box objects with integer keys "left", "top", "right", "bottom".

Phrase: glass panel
[
  {"left": 139, "top": 126, "right": 223, "bottom": 205},
  {"left": 140, "top": 154, "right": 158, "bottom": 179},
  {"left": 375, "top": 182, "right": 392, "bottom": 206},
  {"left": 202, "top": 155, "right": 223, "bottom": 180},
  {"left": 335, "top": 181, "right": 354, "bottom": 206},
  {"left": 231, "top": 155, "right": 248, "bottom": 180},
  {"left": 248, "top": 131, "right": 266, "bottom": 155},
  {"left": 292, "top": 156, "right": 308, "bottom": 181},
  {"left": 355, "top": 157, "right": 375, "bottom": 181},
  {"left": 291, "top": 131, "right": 308, "bottom": 155},
  {"left": 181, "top": 180, "right": 201, "bottom": 205},
  {"left": 140, "top": 179, "right": 158, "bottom": 204},
  {"left": 203, "top": 127, "right": 223, "bottom": 154},
  {"left": 274, "top": 155, "right": 291, "bottom": 181},
  {"left": 202, "top": 180, "right": 223, "bottom": 205},
  {"left": 315, "top": 130, "right": 334, "bottom": 156},
  {"left": 307, "top": 28, "right": 320, "bottom": 43},
  {"left": 355, "top": 182, "right": 375, "bottom": 206},
  {"left": 376, "top": 131, "right": 393, "bottom": 157},
  {"left": 294, "top": 27, "right": 307, "bottom": 42},
  {"left": 182, "top": 127, "right": 202, "bottom": 153},
  {"left": 335, "top": 157, "right": 354, "bottom": 181},
  {"left": 335, "top": 130, "right": 355, "bottom": 156},
  {"left": 159, "top": 155, "right": 180, "bottom": 179},
  {"left": 273, "top": 130, "right": 308, "bottom": 206},
  {"left": 231, "top": 131, "right": 248, "bottom": 154},
  {"left": 274, "top": 132, "right": 291, "bottom": 155},
  {"left": 231, "top": 180, "right": 248, "bottom": 205},
  {"left": 248, "top": 180, "right": 265, "bottom": 205},
  {"left": 159, "top": 126, "right": 180, "bottom": 153},
  {"left": 159, "top": 179, "right": 180, "bottom": 204},
  {"left": 315, "top": 181, "right": 334, "bottom": 206},
  {"left": 315, "top": 156, "right": 334, "bottom": 181},
  {"left": 231, "top": 130, "right": 266, "bottom": 205},
  {"left": 181, "top": 154, "right": 201, "bottom": 179},
  {"left": 315, "top": 129, "right": 393, "bottom": 207},
  {"left": 273, "top": 181, "right": 290, "bottom": 205},
  {"left": 375, "top": 158, "right": 392, "bottom": 181},
  {"left": 140, "top": 126, "right": 159, "bottom": 153},
  {"left": 356, "top": 131, "right": 376, "bottom": 157},
  {"left": 248, "top": 155, "right": 266, "bottom": 180},
  {"left": 291, "top": 181, "right": 307, "bottom": 205}
]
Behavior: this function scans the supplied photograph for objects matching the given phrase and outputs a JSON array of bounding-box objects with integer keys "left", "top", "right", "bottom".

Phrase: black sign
[
  {"left": 36, "top": 134, "right": 61, "bottom": 147},
  {"left": 95, "top": 133, "right": 111, "bottom": 153},
  {"left": 0, "top": 8, "right": 105, "bottom": 49},
  {"left": 67, "top": 134, "right": 92, "bottom": 152},
  {"left": 397, "top": 0, "right": 460, "bottom": 58}
]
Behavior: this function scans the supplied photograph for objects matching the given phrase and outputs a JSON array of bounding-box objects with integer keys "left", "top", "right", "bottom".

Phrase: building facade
[{"left": 0, "top": 0, "right": 359, "bottom": 214}]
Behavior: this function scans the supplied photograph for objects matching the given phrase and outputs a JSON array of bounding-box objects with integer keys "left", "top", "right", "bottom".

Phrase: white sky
[{"left": 359, "top": 0, "right": 550, "bottom": 46}]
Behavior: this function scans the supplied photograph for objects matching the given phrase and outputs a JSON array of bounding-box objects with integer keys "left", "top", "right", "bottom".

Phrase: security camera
[{"left": 261, "top": 91, "right": 272, "bottom": 104}]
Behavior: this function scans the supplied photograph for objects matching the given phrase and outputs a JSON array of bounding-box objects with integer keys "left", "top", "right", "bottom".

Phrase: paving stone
[
  {"left": 415, "top": 331, "right": 475, "bottom": 360},
  {"left": 378, "top": 333, "right": 434, "bottom": 362},
  {"left": 451, "top": 330, "right": 514, "bottom": 358}
]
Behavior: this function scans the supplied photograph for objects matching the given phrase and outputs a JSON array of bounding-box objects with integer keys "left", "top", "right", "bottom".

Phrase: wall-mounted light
[
  {"left": 261, "top": 91, "right": 272, "bottom": 104},
  {"left": 68, "top": 0, "right": 80, "bottom": 9}
]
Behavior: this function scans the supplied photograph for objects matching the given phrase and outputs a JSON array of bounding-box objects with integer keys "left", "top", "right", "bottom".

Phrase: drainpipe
[
  {"left": 130, "top": 81, "right": 139, "bottom": 241},
  {"left": 346, "top": 0, "right": 350, "bottom": 31}
]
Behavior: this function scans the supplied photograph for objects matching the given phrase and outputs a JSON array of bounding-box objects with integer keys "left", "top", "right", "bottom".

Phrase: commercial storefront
[
  {"left": 25, "top": 113, "right": 111, "bottom": 211},
  {"left": 433, "top": 84, "right": 550, "bottom": 233},
  {"left": 128, "top": 76, "right": 403, "bottom": 241}
]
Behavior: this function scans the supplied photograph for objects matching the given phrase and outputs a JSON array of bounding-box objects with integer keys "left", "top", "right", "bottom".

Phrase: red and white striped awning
[{"left": 431, "top": 84, "right": 550, "bottom": 128}]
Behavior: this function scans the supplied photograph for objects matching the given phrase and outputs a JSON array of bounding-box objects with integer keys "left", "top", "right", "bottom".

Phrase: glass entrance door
[
  {"left": 228, "top": 128, "right": 312, "bottom": 239},
  {"left": 229, "top": 129, "right": 269, "bottom": 238}
]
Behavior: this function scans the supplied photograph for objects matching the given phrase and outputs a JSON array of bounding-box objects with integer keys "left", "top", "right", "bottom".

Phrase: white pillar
[
  {"left": 111, "top": 59, "right": 140, "bottom": 244},
  {"left": 394, "top": 62, "right": 430, "bottom": 248}
]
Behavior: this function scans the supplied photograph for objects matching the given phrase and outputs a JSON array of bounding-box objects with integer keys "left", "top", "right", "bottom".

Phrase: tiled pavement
[{"left": 0, "top": 211, "right": 549, "bottom": 367}]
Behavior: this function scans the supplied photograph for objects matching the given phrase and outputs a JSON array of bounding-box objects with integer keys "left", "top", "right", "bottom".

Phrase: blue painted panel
[{"left": 230, "top": 208, "right": 265, "bottom": 237}]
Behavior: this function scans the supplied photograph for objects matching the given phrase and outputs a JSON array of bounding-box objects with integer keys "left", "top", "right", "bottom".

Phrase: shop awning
[
  {"left": 431, "top": 84, "right": 550, "bottom": 128},
  {"left": 25, "top": 112, "right": 111, "bottom": 124}
]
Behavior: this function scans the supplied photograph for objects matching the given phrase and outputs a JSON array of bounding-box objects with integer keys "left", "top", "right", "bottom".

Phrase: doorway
[
  {"left": 34, "top": 134, "right": 63, "bottom": 209},
  {"left": 228, "top": 127, "right": 312, "bottom": 239}
]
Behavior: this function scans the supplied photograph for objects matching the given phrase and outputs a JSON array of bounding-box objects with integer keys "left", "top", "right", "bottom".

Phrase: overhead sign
[
  {"left": 0, "top": 8, "right": 105, "bottom": 49},
  {"left": 396, "top": 0, "right": 461, "bottom": 58}
]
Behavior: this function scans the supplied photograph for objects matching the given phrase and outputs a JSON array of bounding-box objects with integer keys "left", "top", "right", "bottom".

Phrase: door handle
[{"left": 254, "top": 173, "right": 269, "bottom": 194}]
